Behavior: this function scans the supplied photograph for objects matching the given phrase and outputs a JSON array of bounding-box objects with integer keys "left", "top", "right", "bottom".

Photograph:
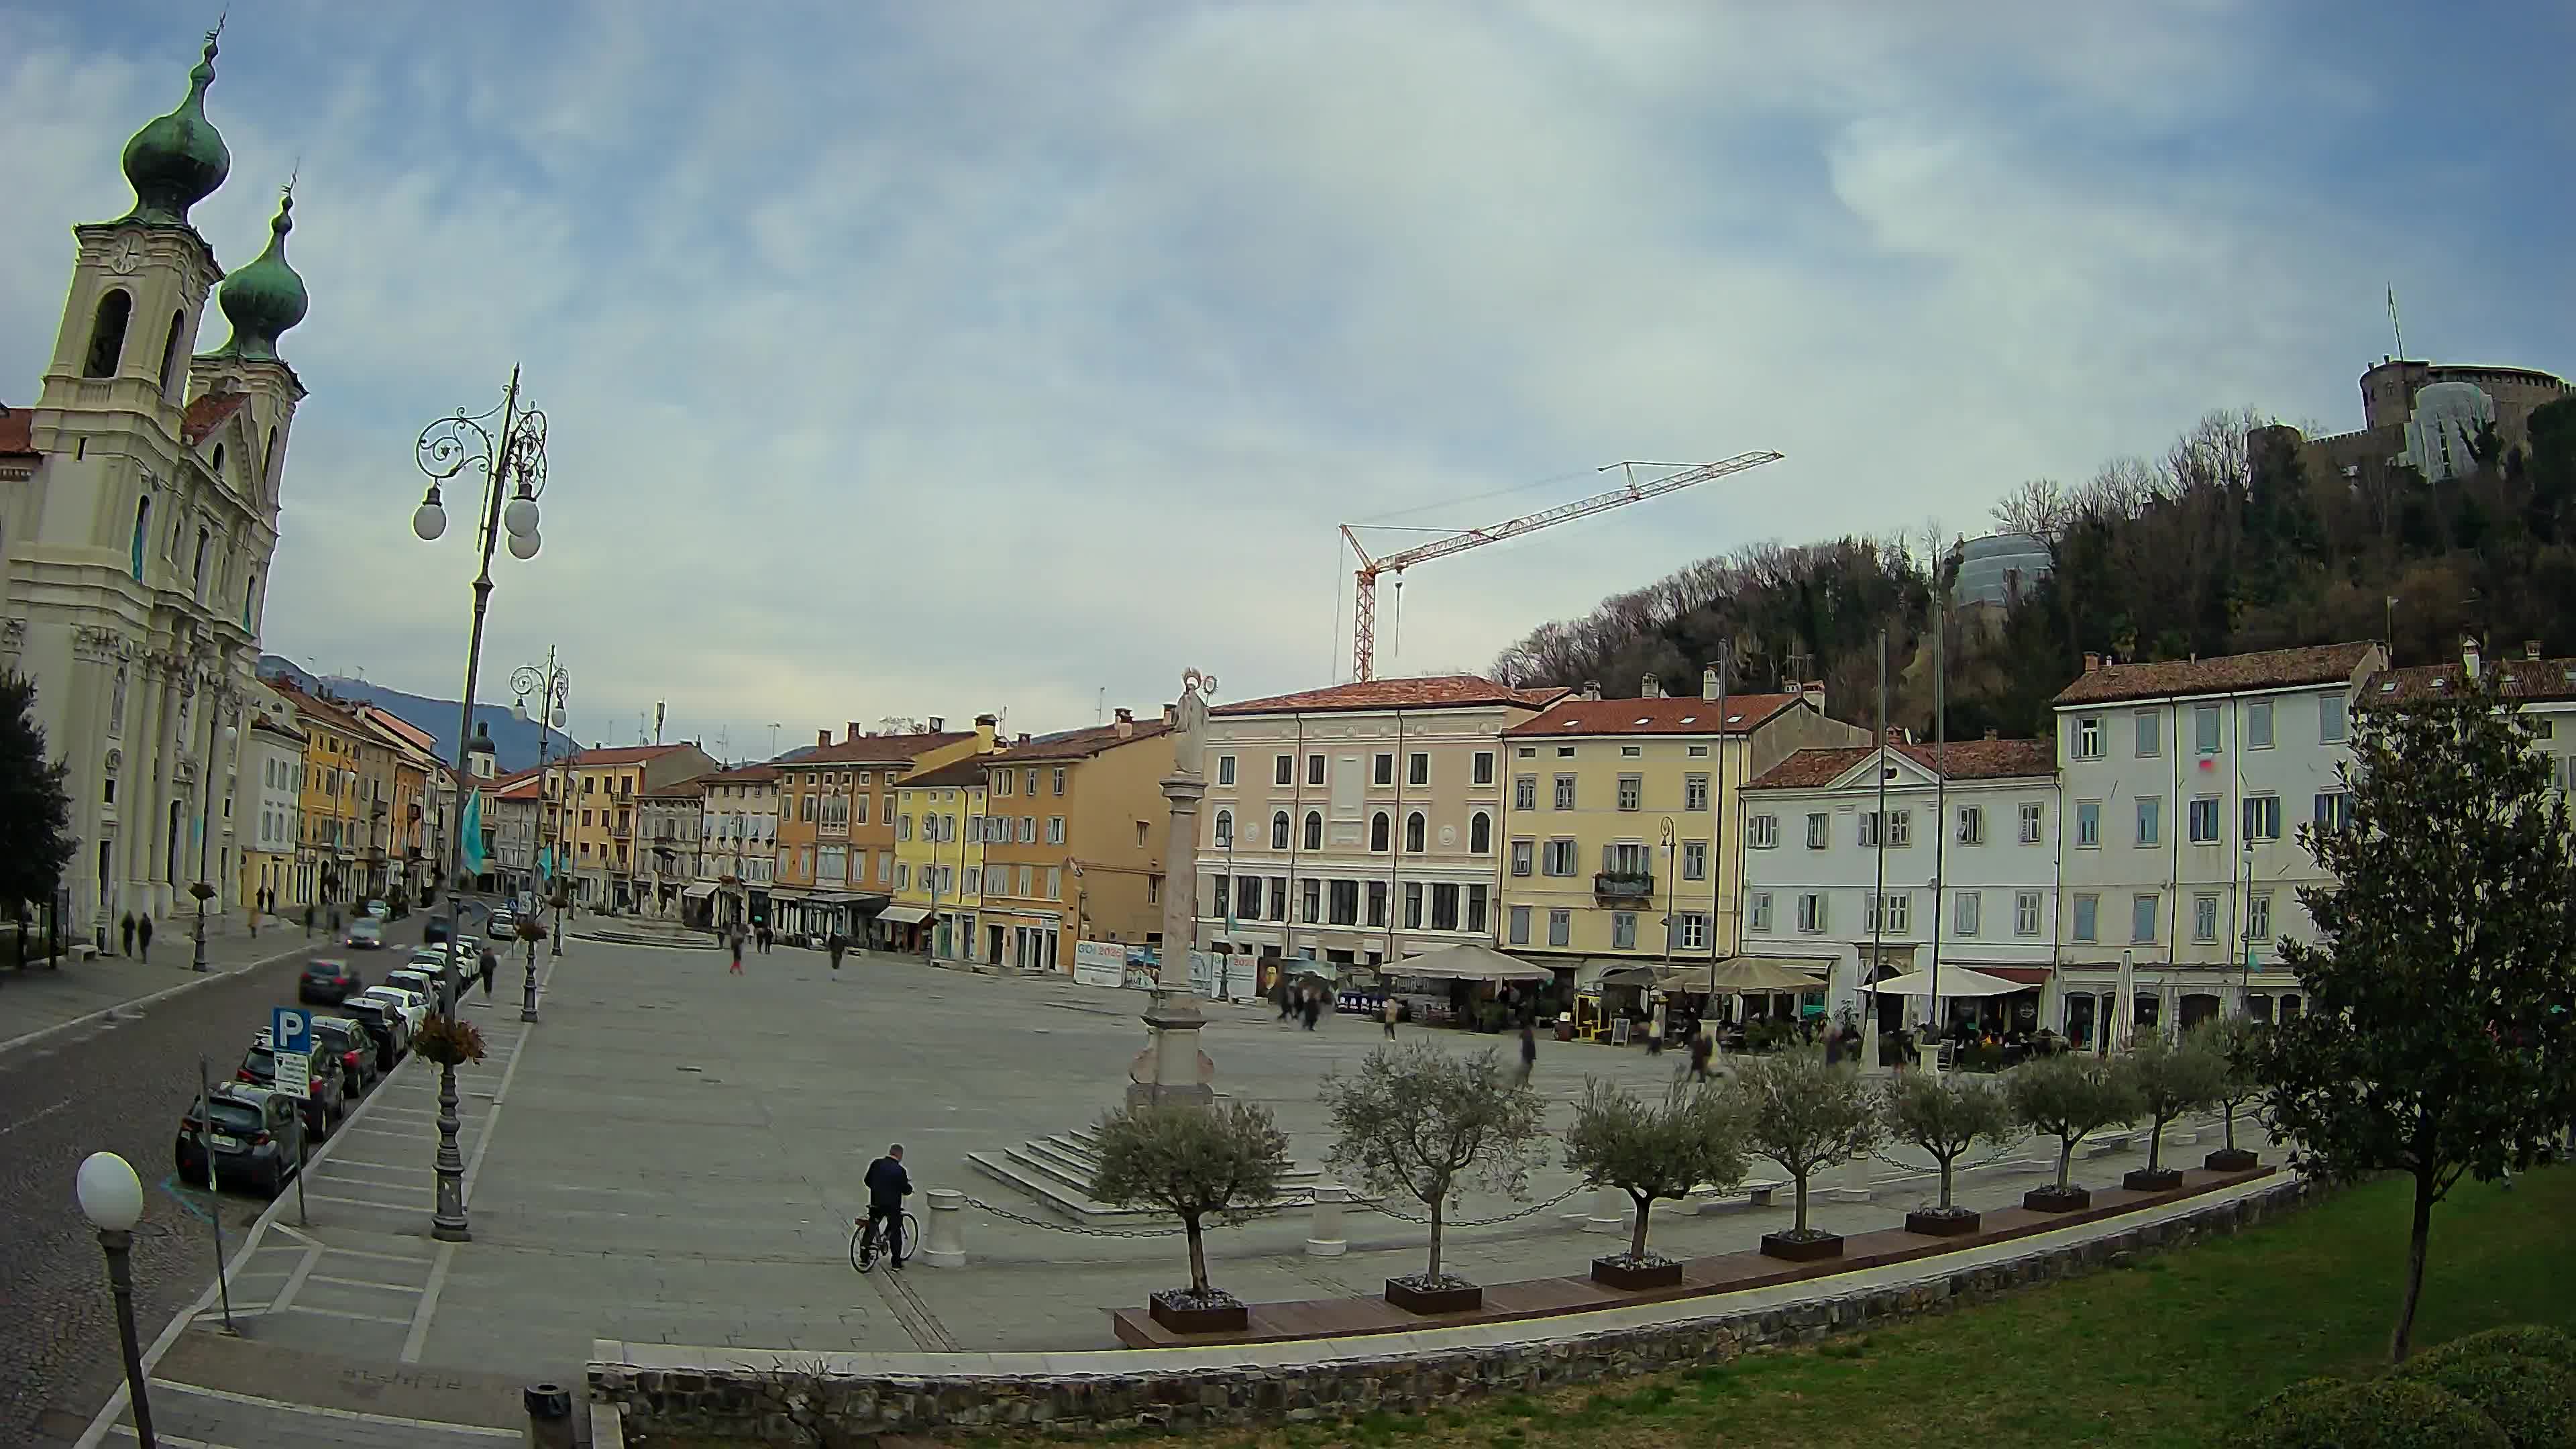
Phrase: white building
[
  {"left": 2369, "top": 639, "right": 2576, "bottom": 792},
  {"left": 696, "top": 763, "right": 778, "bottom": 930},
  {"left": 1739, "top": 735, "right": 2060, "bottom": 1031},
  {"left": 2051, "top": 641, "right": 2386, "bottom": 1044},
  {"left": 0, "top": 33, "right": 311, "bottom": 940},
  {"left": 238, "top": 704, "right": 303, "bottom": 912}
]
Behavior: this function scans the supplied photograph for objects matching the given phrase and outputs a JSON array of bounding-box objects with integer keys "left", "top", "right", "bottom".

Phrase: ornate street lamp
[
  {"left": 411, "top": 366, "right": 549, "bottom": 1242},
  {"left": 512, "top": 649, "right": 570, "bottom": 1018},
  {"left": 191, "top": 721, "right": 239, "bottom": 973},
  {"left": 77, "top": 1151, "right": 156, "bottom": 1448}
]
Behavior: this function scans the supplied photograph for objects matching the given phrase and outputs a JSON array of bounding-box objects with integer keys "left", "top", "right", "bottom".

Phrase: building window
[
  {"left": 1367, "top": 879, "right": 1388, "bottom": 927},
  {"left": 2135, "top": 711, "right": 2161, "bottom": 758},
  {"left": 1271, "top": 811, "right": 1290, "bottom": 849},
  {"left": 1047, "top": 816, "right": 1065, "bottom": 844},
  {"left": 2192, "top": 892, "right": 2220, "bottom": 943},
  {"left": 1508, "top": 904, "right": 1531, "bottom": 944},
  {"left": 2019, "top": 801, "right": 2043, "bottom": 843},
  {"left": 1513, "top": 775, "right": 1536, "bottom": 810},
  {"left": 2314, "top": 791, "right": 2351, "bottom": 832},
  {"left": 2194, "top": 704, "right": 2221, "bottom": 754},
  {"left": 1955, "top": 890, "right": 1981, "bottom": 937},
  {"left": 2247, "top": 891, "right": 2273, "bottom": 941},
  {"left": 2243, "top": 795, "right": 2282, "bottom": 842},
  {"left": 1303, "top": 810, "right": 1323, "bottom": 851},
  {"left": 1746, "top": 814, "right": 1776, "bottom": 849},
  {"left": 1371, "top": 812, "right": 1390, "bottom": 851},
  {"left": 1274, "top": 754, "right": 1293, "bottom": 786},
  {"left": 1472, "top": 751, "right": 1495, "bottom": 786},
  {"left": 84, "top": 288, "right": 131, "bottom": 376},
  {"left": 1432, "top": 883, "right": 1460, "bottom": 930},
  {"left": 1806, "top": 812, "right": 1829, "bottom": 849},
  {"left": 1548, "top": 908, "right": 1570, "bottom": 947},
  {"left": 1681, "top": 840, "right": 1707, "bottom": 881},
  {"left": 996, "top": 771, "right": 1012, "bottom": 797},
  {"left": 1468, "top": 812, "right": 1491, "bottom": 853},
  {"left": 1510, "top": 839, "right": 1533, "bottom": 876},
  {"left": 2075, "top": 800, "right": 2100, "bottom": 848},
  {"left": 1214, "top": 810, "right": 1232, "bottom": 847},
  {"left": 1404, "top": 812, "right": 1426, "bottom": 852},
  {"left": 1408, "top": 752, "right": 1430, "bottom": 787},
  {"left": 1749, "top": 891, "right": 1773, "bottom": 932},
  {"left": 1216, "top": 755, "right": 1235, "bottom": 786},
  {"left": 2189, "top": 796, "right": 2221, "bottom": 844},
  {"left": 1887, "top": 810, "right": 1911, "bottom": 847},
  {"left": 2132, "top": 893, "right": 2159, "bottom": 943},
  {"left": 1796, "top": 892, "right": 1827, "bottom": 933},
  {"left": 1373, "top": 753, "right": 1394, "bottom": 786},
  {"left": 1553, "top": 775, "right": 1576, "bottom": 810},
  {"left": 1212, "top": 875, "right": 1232, "bottom": 919},
  {"left": 1237, "top": 875, "right": 1263, "bottom": 918},
  {"left": 1955, "top": 805, "right": 1984, "bottom": 845},
  {"left": 1304, "top": 878, "right": 1324, "bottom": 922},
  {"left": 1542, "top": 839, "right": 1576, "bottom": 876},
  {"left": 2320, "top": 695, "right": 2348, "bottom": 743},
  {"left": 1684, "top": 774, "right": 1709, "bottom": 811},
  {"left": 2015, "top": 890, "right": 2042, "bottom": 936},
  {"left": 2135, "top": 796, "right": 2161, "bottom": 847},
  {"left": 2247, "top": 701, "right": 2275, "bottom": 749},
  {"left": 1402, "top": 881, "right": 1421, "bottom": 928},
  {"left": 2074, "top": 715, "right": 2103, "bottom": 759},
  {"left": 1866, "top": 891, "right": 1910, "bottom": 934},
  {"left": 1329, "top": 879, "right": 1360, "bottom": 926},
  {"left": 1307, "top": 753, "right": 1326, "bottom": 786},
  {"left": 1611, "top": 911, "right": 1637, "bottom": 950},
  {"left": 2073, "top": 893, "right": 2099, "bottom": 943},
  {"left": 1556, "top": 745, "right": 1574, "bottom": 757},
  {"left": 1052, "top": 768, "right": 1066, "bottom": 794},
  {"left": 1617, "top": 775, "right": 1642, "bottom": 811}
]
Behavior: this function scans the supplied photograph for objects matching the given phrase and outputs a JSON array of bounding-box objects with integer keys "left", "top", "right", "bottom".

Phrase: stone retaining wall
[{"left": 594, "top": 1179, "right": 2311, "bottom": 1442}]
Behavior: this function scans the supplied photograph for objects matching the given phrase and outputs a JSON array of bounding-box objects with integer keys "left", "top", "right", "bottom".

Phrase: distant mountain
[{"left": 256, "top": 655, "right": 577, "bottom": 775}]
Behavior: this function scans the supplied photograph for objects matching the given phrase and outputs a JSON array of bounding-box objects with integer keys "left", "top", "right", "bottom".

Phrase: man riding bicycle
[{"left": 862, "top": 1144, "right": 912, "bottom": 1264}]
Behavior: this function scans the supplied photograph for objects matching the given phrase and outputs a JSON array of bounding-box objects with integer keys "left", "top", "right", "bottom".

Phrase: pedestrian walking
[
  {"left": 1301, "top": 987, "right": 1322, "bottom": 1032},
  {"left": 1646, "top": 1002, "right": 1666, "bottom": 1057},
  {"left": 1276, "top": 979, "right": 1294, "bottom": 1021},
  {"left": 1516, "top": 1020, "right": 1538, "bottom": 1087},
  {"left": 1381, "top": 996, "right": 1399, "bottom": 1039},
  {"left": 828, "top": 931, "right": 848, "bottom": 971},
  {"left": 119, "top": 911, "right": 135, "bottom": 958},
  {"left": 729, "top": 926, "right": 745, "bottom": 974},
  {"left": 478, "top": 945, "right": 498, "bottom": 998},
  {"left": 1688, "top": 1030, "right": 1713, "bottom": 1082},
  {"left": 135, "top": 914, "right": 153, "bottom": 963}
]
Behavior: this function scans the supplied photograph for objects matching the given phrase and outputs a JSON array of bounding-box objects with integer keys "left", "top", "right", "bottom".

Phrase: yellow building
[
  {"left": 1497, "top": 674, "right": 1865, "bottom": 981},
  {"left": 274, "top": 684, "right": 366, "bottom": 911},
  {"left": 771, "top": 715, "right": 996, "bottom": 942},
  {"left": 888, "top": 757, "right": 987, "bottom": 959},
  {"left": 977, "top": 710, "right": 1175, "bottom": 972}
]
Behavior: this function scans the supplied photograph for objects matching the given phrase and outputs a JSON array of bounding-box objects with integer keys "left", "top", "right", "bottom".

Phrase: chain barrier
[
  {"left": 1348, "top": 1183, "right": 1584, "bottom": 1228},
  {"left": 954, "top": 1193, "right": 1293, "bottom": 1240}
]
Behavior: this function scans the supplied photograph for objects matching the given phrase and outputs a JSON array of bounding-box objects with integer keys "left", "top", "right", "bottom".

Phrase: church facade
[{"left": 0, "top": 28, "right": 312, "bottom": 941}]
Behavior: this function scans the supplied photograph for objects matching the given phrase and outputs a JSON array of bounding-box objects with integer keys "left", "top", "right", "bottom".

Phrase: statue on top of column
[{"left": 1171, "top": 668, "right": 1218, "bottom": 780}]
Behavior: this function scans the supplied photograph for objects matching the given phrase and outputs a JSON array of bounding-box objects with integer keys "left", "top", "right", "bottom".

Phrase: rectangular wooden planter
[
  {"left": 1591, "top": 1256, "right": 1685, "bottom": 1290},
  {"left": 1384, "top": 1278, "right": 1483, "bottom": 1315},
  {"left": 1904, "top": 1208, "right": 1981, "bottom": 1238},
  {"left": 1758, "top": 1231, "right": 1844, "bottom": 1263},
  {"left": 2204, "top": 1148, "right": 2260, "bottom": 1173},
  {"left": 2123, "top": 1168, "right": 2185, "bottom": 1193},
  {"left": 2023, "top": 1185, "right": 2092, "bottom": 1213},
  {"left": 1148, "top": 1291, "right": 1248, "bottom": 1336}
]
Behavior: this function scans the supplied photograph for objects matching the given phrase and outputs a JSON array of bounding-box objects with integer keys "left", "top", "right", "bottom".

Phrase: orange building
[
  {"left": 769, "top": 715, "right": 995, "bottom": 942},
  {"left": 973, "top": 708, "right": 1173, "bottom": 973}
]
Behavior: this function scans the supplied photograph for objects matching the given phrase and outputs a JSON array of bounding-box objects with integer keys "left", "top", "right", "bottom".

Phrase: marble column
[{"left": 1128, "top": 669, "right": 1218, "bottom": 1108}]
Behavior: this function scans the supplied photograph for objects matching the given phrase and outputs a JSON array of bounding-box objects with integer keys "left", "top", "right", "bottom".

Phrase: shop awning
[
  {"left": 877, "top": 905, "right": 932, "bottom": 925},
  {"left": 1864, "top": 966, "right": 2025, "bottom": 998},
  {"left": 1386, "top": 943, "right": 1554, "bottom": 983},
  {"left": 1964, "top": 965, "right": 2052, "bottom": 986},
  {"left": 1701, "top": 956, "right": 1832, "bottom": 994},
  {"left": 810, "top": 892, "right": 885, "bottom": 908},
  {"left": 681, "top": 881, "right": 718, "bottom": 900}
]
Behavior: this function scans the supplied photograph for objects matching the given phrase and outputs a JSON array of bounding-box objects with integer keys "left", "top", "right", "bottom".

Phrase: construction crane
[{"left": 1339, "top": 451, "right": 1784, "bottom": 682}]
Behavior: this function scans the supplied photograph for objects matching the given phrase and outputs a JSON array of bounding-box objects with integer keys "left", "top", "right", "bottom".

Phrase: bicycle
[{"left": 851, "top": 1209, "right": 918, "bottom": 1273}]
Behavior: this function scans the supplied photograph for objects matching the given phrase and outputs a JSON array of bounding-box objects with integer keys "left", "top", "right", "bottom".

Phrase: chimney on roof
[
  {"left": 2527, "top": 640, "right": 2544, "bottom": 661},
  {"left": 1581, "top": 680, "right": 1601, "bottom": 702},
  {"left": 975, "top": 712, "right": 997, "bottom": 726},
  {"left": 928, "top": 716, "right": 945, "bottom": 733},
  {"left": 1017, "top": 733, "right": 1031, "bottom": 746},
  {"left": 1701, "top": 665, "right": 1721, "bottom": 702},
  {"left": 1640, "top": 673, "right": 1663, "bottom": 698},
  {"left": 2084, "top": 651, "right": 2102, "bottom": 674},
  {"left": 818, "top": 729, "right": 830, "bottom": 748},
  {"left": 2462, "top": 635, "right": 2481, "bottom": 682},
  {"left": 1800, "top": 680, "right": 1825, "bottom": 713},
  {"left": 1114, "top": 707, "right": 1135, "bottom": 739},
  {"left": 847, "top": 722, "right": 863, "bottom": 741}
]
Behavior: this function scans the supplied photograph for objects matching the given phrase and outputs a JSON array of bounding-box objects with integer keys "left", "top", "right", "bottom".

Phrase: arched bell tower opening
[{"left": 83, "top": 290, "right": 132, "bottom": 377}]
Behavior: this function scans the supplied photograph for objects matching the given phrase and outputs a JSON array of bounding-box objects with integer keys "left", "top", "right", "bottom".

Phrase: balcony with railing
[{"left": 1593, "top": 871, "right": 1654, "bottom": 902}]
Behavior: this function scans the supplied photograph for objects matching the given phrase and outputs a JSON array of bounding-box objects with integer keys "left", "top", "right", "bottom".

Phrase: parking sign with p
[{"left": 271, "top": 1006, "right": 312, "bottom": 1099}]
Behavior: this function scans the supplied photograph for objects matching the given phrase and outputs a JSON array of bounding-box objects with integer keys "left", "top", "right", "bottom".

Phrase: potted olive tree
[
  {"left": 1322, "top": 1043, "right": 1548, "bottom": 1313},
  {"left": 1737, "top": 1047, "right": 1882, "bottom": 1261},
  {"left": 1882, "top": 1071, "right": 2020, "bottom": 1237},
  {"left": 1089, "top": 1101, "right": 1290, "bottom": 1335},
  {"left": 2006, "top": 1052, "right": 2141, "bottom": 1212},
  {"left": 2194, "top": 1017, "right": 2265, "bottom": 1172},
  {"left": 2121, "top": 1030, "right": 2229, "bottom": 1191},
  {"left": 1563, "top": 1079, "right": 1748, "bottom": 1289}
]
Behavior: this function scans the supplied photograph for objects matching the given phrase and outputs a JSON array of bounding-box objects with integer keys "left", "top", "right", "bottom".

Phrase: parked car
[
  {"left": 299, "top": 959, "right": 365, "bottom": 1004},
  {"left": 174, "top": 1083, "right": 305, "bottom": 1196},
  {"left": 423, "top": 916, "right": 451, "bottom": 945},
  {"left": 384, "top": 967, "right": 453, "bottom": 1006},
  {"left": 345, "top": 918, "right": 384, "bottom": 950},
  {"left": 339, "top": 997, "right": 409, "bottom": 1068},
  {"left": 353, "top": 985, "right": 429, "bottom": 1036},
  {"left": 488, "top": 910, "right": 517, "bottom": 940},
  {"left": 240, "top": 1034, "right": 345, "bottom": 1136},
  {"left": 309, "top": 1015, "right": 379, "bottom": 1096},
  {"left": 366, "top": 899, "right": 392, "bottom": 922}
]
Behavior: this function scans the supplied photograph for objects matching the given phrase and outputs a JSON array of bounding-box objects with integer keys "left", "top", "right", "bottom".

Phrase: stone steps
[{"left": 968, "top": 1126, "right": 1327, "bottom": 1225}]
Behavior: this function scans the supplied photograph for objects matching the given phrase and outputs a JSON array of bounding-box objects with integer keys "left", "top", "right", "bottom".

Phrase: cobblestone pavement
[{"left": 0, "top": 914, "right": 435, "bottom": 1448}]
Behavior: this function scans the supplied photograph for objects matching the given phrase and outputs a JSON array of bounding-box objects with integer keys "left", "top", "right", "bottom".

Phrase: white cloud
[{"left": 1, "top": 2, "right": 2557, "bottom": 755}]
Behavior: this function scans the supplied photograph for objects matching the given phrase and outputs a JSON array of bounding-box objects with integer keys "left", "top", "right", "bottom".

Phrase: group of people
[
  {"left": 724, "top": 918, "right": 777, "bottom": 973},
  {"left": 1275, "top": 977, "right": 1328, "bottom": 1029}
]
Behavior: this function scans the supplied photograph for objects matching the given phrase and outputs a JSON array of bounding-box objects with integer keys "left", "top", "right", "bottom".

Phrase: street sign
[{"left": 271, "top": 1006, "right": 312, "bottom": 1098}]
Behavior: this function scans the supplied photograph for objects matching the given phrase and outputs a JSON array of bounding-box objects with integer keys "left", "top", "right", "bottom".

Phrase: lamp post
[
  {"left": 514, "top": 651, "right": 570, "bottom": 993},
  {"left": 411, "top": 366, "right": 550, "bottom": 1242},
  {"left": 77, "top": 1151, "right": 156, "bottom": 1448},
  {"left": 191, "top": 720, "right": 239, "bottom": 973}
]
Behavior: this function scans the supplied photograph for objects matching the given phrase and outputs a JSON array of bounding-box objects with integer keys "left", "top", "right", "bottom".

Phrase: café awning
[
  {"left": 681, "top": 881, "right": 718, "bottom": 900},
  {"left": 1864, "top": 965, "right": 2025, "bottom": 998},
  {"left": 1701, "top": 956, "right": 1832, "bottom": 994},
  {"left": 1386, "top": 943, "right": 1554, "bottom": 983},
  {"left": 877, "top": 905, "right": 933, "bottom": 926}
]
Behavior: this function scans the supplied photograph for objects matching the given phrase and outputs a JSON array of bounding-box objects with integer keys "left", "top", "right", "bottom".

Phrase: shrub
[
  {"left": 2006, "top": 1052, "right": 2140, "bottom": 1191},
  {"left": 1880, "top": 1071, "right": 2017, "bottom": 1212},
  {"left": 2394, "top": 1350, "right": 2576, "bottom": 1448},
  {"left": 1091, "top": 1102, "right": 1289, "bottom": 1299},
  {"left": 1732, "top": 1047, "right": 1880, "bottom": 1235},
  {"left": 1562, "top": 1079, "right": 1747, "bottom": 1260},
  {"left": 2245, "top": 1377, "right": 2510, "bottom": 1449},
  {"left": 2416, "top": 1324, "right": 2576, "bottom": 1375},
  {"left": 2123, "top": 1030, "right": 2229, "bottom": 1173},
  {"left": 1323, "top": 1044, "right": 1548, "bottom": 1284}
]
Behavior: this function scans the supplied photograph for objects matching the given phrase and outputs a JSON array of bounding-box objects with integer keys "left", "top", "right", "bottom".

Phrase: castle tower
[{"left": 1, "top": 27, "right": 313, "bottom": 940}]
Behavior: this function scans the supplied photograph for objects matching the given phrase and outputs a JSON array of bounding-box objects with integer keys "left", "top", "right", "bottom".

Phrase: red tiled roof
[
  {"left": 269, "top": 682, "right": 366, "bottom": 736},
  {"left": 1214, "top": 675, "right": 1567, "bottom": 716},
  {"left": 1746, "top": 738, "right": 2056, "bottom": 791},
  {"left": 989, "top": 718, "right": 1172, "bottom": 762},
  {"left": 0, "top": 405, "right": 34, "bottom": 458},
  {"left": 493, "top": 774, "right": 543, "bottom": 802},
  {"left": 2368, "top": 656, "right": 2576, "bottom": 704},
  {"left": 181, "top": 392, "right": 249, "bottom": 446},
  {"left": 566, "top": 743, "right": 694, "bottom": 767},
  {"left": 2053, "top": 643, "right": 2379, "bottom": 706},
  {"left": 786, "top": 730, "right": 974, "bottom": 765},
  {"left": 637, "top": 775, "right": 710, "bottom": 798},
  {"left": 1503, "top": 694, "right": 1805, "bottom": 738},
  {"left": 900, "top": 757, "right": 991, "bottom": 790},
  {"left": 698, "top": 763, "right": 779, "bottom": 784}
]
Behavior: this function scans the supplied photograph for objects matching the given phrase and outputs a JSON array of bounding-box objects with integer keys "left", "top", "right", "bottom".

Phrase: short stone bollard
[
  {"left": 524, "top": 1382, "right": 574, "bottom": 1449},
  {"left": 920, "top": 1188, "right": 967, "bottom": 1268},
  {"left": 1583, "top": 1184, "right": 1628, "bottom": 1234},
  {"left": 1305, "top": 1183, "right": 1349, "bottom": 1256}
]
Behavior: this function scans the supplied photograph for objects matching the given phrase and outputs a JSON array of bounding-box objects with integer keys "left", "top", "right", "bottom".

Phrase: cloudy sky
[{"left": 5, "top": 1, "right": 2568, "bottom": 754}]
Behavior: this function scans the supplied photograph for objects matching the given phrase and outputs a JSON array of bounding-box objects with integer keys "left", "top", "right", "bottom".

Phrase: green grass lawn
[{"left": 643, "top": 1165, "right": 2573, "bottom": 1449}]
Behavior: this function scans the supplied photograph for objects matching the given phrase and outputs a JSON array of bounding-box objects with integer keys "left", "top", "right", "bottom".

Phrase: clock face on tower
[{"left": 109, "top": 236, "right": 144, "bottom": 276}]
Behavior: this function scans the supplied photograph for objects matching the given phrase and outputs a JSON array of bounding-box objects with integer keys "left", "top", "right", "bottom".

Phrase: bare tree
[{"left": 1990, "top": 477, "right": 2074, "bottom": 555}]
